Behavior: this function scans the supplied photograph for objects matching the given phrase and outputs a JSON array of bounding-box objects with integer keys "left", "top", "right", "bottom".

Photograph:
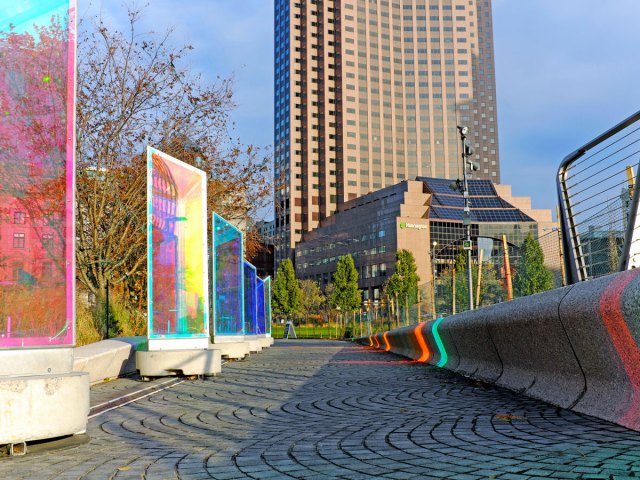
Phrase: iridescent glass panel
[
  {"left": 212, "top": 213, "right": 244, "bottom": 336},
  {"left": 148, "top": 147, "right": 208, "bottom": 339},
  {"left": 0, "top": 0, "right": 76, "bottom": 347},
  {"left": 243, "top": 261, "right": 257, "bottom": 335},
  {"left": 256, "top": 277, "right": 266, "bottom": 335}
]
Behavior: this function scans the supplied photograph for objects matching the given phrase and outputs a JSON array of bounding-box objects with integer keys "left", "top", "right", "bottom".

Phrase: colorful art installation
[
  {"left": 212, "top": 213, "right": 244, "bottom": 338},
  {"left": 263, "top": 276, "right": 272, "bottom": 335},
  {"left": 0, "top": 0, "right": 76, "bottom": 348},
  {"left": 256, "top": 277, "right": 266, "bottom": 335},
  {"left": 243, "top": 261, "right": 257, "bottom": 335},
  {"left": 147, "top": 147, "right": 208, "bottom": 345}
]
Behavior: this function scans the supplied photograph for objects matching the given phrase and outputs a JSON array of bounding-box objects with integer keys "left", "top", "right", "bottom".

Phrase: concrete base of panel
[
  {"left": 245, "top": 338, "right": 263, "bottom": 353},
  {"left": 209, "top": 341, "right": 250, "bottom": 360},
  {"left": 0, "top": 348, "right": 74, "bottom": 377},
  {"left": 0, "top": 371, "right": 89, "bottom": 446},
  {"left": 136, "top": 348, "right": 221, "bottom": 378},
  {"left": 148, "top": 337, "right": 209, "bottom": 351},
  {"left": 255, "top": 335, "right": 274, "bottom": 349}
]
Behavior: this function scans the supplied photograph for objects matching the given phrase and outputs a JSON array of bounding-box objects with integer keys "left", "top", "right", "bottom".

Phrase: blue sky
[{"left": 80, "top": 0, "right": 640, "bottom": 219}]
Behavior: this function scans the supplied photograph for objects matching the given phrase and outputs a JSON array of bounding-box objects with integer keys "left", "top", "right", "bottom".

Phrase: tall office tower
[{"left": 274, "top": 0, "right": 500, "bottom": 267}]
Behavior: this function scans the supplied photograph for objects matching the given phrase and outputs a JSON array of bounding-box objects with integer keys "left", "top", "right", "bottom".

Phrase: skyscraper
[{"left": 274, "top": 0, "right": 499, "bottom": 267}]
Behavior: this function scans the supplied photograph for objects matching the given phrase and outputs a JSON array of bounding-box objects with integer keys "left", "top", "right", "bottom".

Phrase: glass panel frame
[
  {"left": 0, "top": 0, "right": 76, "bottom": 348},
  {"left": 256, "top": 277, "right": 266, "bottom": 335},
  {"left": 243, "top": 261, "right": 257, "bottom": 336},
  {"left": 147, "top": 147, "right": 209, "bottom": 340},
  {"left": 212, "top": 213, "right": 244, "bottom": 337},
  {"left": 263, "top": 276, "right": 272, "bottom": 335}
]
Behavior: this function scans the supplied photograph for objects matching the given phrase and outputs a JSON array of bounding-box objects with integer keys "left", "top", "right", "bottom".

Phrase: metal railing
[{"left": 558, "top": 110, "right": 640, "bottom": 284}]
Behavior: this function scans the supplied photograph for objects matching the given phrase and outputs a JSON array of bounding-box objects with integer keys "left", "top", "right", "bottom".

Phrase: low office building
[{"left": 294, "top": 178, "right": 554, "bottom": 302}]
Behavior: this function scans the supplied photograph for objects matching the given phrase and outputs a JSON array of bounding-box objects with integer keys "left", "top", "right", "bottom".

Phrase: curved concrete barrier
[
  {"left": 434, "top": 318, "right": 460, "bottom": 370},
  {"left": 355, "top": 269, "right": 640, "bottom": 432},
  {"left": 423, "top": 320, "right": 442, "bottom": 366},
  {"left": 484, "top": 286, "right": 585, "bottom": 409},
  {"left": 386, "top": 325, "right": 414, "bottom": 357},
  {"left": 443, "top": 309, "right": 503, "bottom": 383},
  {"left": 559, "top": 269, "right": 640, "bottom": 430}
]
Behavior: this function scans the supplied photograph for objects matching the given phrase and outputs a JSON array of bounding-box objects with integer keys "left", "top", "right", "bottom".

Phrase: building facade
[
  {"left": 295, "top": 178, "right": 553, "bottom": 301},
  {"left": 274, "top": 0, "right": 500, "bottom": 267}
]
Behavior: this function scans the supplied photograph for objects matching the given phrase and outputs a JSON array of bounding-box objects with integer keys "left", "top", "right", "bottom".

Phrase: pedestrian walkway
[{"left": 2, "top": 339, "right": 640, "bottom": 479}]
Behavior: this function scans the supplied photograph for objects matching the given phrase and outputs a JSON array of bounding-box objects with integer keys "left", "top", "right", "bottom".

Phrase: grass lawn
[{"left": 270, "top": 321, "right": 385, "bottom": 339}]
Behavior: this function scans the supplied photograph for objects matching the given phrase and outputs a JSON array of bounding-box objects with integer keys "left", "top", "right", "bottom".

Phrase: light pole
[
  {"left": 431, "top": 240, "right": 438, "bottom": 319},
  {"left": 456, "top": 125, "right": 479, "bottom": 311}
]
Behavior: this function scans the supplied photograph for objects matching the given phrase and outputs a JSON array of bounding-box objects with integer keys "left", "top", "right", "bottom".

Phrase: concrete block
[
  {"left": 484, "top": 286, "right": 585, "bottom": 408},
  {"left": 423, "top": 320, "right": 441, "bottom": 366},
  {"left": 437, "top": 319, "right": 461, "bottom": 370},
  {"left": 73, "top": 337, "right": 146, "bottom": 385},
  {"left": 136, "top": 347, "right": 221, "bottom": 378},
  {"left": 245, "top": 338, "right": 263, "bottom": 353},
  {"left": 0, "top": 371, "right": 89, "bottom": 445},
  {"left": 559, "top": 269, "right": 640, "bottom": 429},
  {"left": 208, "top": 341, "right": 250, "bottom": 360},
  {"left": 388, "top": 323, "right": 431, "bottom": 362},
  {"left": 0, "top": 348, "right": 73, "bottom": 377},
  {"left": 256, "top": 337, "right": 272, "bottom": 349},
  {"left": 445, "top": 309, "right": 503, "bottom": 382}
]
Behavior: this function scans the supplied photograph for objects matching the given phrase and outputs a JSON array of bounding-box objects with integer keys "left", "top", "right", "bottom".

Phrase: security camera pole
[{"left": 457, "top": 125, "right": 478, "bottom": 311}]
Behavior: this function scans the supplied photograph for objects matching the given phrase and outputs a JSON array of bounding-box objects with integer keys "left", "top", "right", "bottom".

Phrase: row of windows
[
  {"left": 3, "top": 212, "right": 60, "bottom": 226},
  {"left": 344, "top": 2, "right": 467, "bottom": 12},
  {"left": 298, "top": 246, "right": 388, "bottom": 270},
  {"left": 7, "top": 233, "right": 54, "bottom": 249}
]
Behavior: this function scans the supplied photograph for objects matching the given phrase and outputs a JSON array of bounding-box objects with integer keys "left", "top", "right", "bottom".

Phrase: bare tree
[{"left": 76, "top": 6, "right": 271, "bottom": 308}]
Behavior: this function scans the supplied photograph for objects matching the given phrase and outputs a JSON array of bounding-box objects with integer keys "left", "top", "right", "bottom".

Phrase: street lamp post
[
  {"left": 456, "top": 125, "right": 479, "bottom": 311},
  {"left": 431, "top": 240, "right": 437, "bottom": 319}
]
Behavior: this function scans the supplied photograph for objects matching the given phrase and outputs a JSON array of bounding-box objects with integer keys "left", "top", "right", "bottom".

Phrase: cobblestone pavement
[{"left": 3, "top": 339, "right": 640, "bottom": 479}]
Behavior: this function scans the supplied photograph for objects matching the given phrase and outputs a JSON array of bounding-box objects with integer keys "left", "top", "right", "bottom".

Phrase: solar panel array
[{"left": 416, "top": 177, "right": 535, "bottom": 223}]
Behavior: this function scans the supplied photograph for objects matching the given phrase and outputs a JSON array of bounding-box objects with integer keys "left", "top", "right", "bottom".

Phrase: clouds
[
  {"left": 80, "top": 0, "right": 640, "bottom": 216},
  {"left": 80, "top": 0, "right": 274, "bottom": 148}
]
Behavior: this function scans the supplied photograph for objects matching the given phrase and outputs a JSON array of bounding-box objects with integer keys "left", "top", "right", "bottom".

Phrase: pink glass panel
[{"left": 0, "top": 0, "right": 76, "bottom": 347}]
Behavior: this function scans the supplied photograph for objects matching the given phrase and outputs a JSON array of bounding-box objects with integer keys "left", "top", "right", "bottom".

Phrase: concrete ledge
[
  {"left": 210, "top": 341, "right": 250, "bottom": 360},
  {"left": 73, "top": 337, "right": 146, "bottom": 385},
  {"left": 136, "top": 348, "right": 222, "bottom": 377},
  {"left": 0, "top": 372, "right": 89, "bottom": 445}
]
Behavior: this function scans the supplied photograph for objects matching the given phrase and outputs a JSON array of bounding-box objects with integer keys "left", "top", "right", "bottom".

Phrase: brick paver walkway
[{"left": 3, "top": 339, "right": 640, "bottom": 479}]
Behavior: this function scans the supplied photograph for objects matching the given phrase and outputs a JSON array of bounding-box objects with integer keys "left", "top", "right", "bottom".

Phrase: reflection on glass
[
  {"left": 263, "top": 276, "right": 271, "bottom": 335},
  {"left": 0, "top": 0, "right": 76, "bottom": 348},
  {"left": 148, "top": 147, "right": 208, "bottom": 339},
  {"left": 212, "top": 213, "right": 244, "bottom": 336},
  {"left": 243, "top": 261, "right": 257, "bottom": 335},
  {"left": 256, "top": 277, "right": 265, "bottom": 335}
]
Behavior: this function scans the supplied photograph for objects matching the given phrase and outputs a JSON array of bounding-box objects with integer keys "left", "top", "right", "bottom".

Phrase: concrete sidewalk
[{"left": 2, "top": 339, "right": 640, "bottom": 479}]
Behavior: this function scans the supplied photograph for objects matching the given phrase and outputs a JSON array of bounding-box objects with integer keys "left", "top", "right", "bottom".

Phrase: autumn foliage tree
[{"left": 75, "top": 6, "right": 271, "bottom": 319}]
